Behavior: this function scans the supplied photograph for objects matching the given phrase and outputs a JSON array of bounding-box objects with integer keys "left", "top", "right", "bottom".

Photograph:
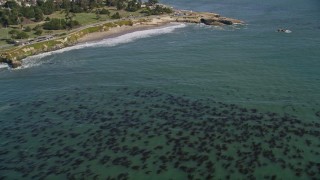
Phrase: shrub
[
  {"left": 140, "top": 9, "right": 151, "bottom": 16},
  {"left": 17, "top": 32, "right": 29, "bottom": 39},
  {"left": 24, "top": 26, "right": 32, "bottom": 32},
  {"left": 85, "top": 26, "right": 102, "bottom": 33},
  {"left": 9, "top": 29, "right": 19, "bottom": 35},
  {"left": 116, "top": 1, "right": 126, "bottom": 10},
  {"left": 32, "top": 25, "right": 42, "bottom": 31},
  {"left": 67, "top": 20, "right": 80, "bottom": 29},
  {"left": 70, "top": 5, "right": 84, "bottom": 13},
  {"left": 5, "top": 39, "right": 15, "bottom": 44},
  {"left": 111, "top": 12, "right": 121, "bottom": 19},
  {"left": 148, "top": 0, "right": 158, "bottom": 6},
  {"left": 34, "top": 29, "right": 43, "bottom": 35},
  {"left": 12, "top": 31, "right": 29, "bottom": 39},
  {"left": 99, "top": 8, "right": 110, "bottom": 15},
  {"left": 43, "top": 18, "right": 66, "bottom": 30},
  {"left": 115, "top": 20, "right": 133, "bottom": 26},
  {"left": 149, "top": 5, "right": 173, "bottom": 15},
  {"left": 126, "top": 1, "right": 141, "bottom": 12}
]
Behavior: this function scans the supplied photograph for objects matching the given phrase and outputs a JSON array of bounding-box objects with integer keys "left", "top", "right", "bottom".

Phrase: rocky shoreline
[{"left": 0, "top": 11, "right": 243, "bottom": 69}]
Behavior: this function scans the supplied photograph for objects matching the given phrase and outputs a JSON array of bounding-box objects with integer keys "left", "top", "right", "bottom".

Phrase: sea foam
[
  {"left": 0, "top": 63, "right": 9, "bottom": 69},
  {"left": 21, "top": 23, "right": 186, "bottom": 69}
]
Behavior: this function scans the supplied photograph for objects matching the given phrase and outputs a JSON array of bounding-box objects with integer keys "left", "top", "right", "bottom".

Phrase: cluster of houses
[
  {"left": 0, "top": 0, "right": 173, "bottom": 9},
  {"left": 0, "top": 0, "right": 37, "bottom": 7}
]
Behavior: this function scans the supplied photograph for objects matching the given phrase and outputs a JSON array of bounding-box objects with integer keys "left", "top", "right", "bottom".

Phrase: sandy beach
[
  {"left": 77, "top": 16, "right": 175, "bottom": 43},
  {"left": 1, "top": 11, "right": 243, "bottom": 68}
]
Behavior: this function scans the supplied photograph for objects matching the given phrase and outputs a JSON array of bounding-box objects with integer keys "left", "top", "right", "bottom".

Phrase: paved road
[{"left": 1, "top": 15, "right": 156, "bottom": 53}]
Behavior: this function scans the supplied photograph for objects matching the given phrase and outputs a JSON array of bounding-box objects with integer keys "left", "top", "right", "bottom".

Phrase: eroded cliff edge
[{"left": 0, "top": 12, "right": 243, "bottom": 68}]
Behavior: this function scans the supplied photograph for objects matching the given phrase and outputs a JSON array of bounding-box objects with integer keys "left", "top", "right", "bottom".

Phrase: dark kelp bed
[{"left": 0, "top": 87, "right": 319, "bottom": 179}]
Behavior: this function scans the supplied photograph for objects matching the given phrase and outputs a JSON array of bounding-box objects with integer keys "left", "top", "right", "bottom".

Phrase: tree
[
  {"left": 106, "top": 0, "right": 116, "bottom": 7},
  {"left": 148, "top": 0, "right": 158, "bottom": 6},
  {"left": 149, "top": 5, "right": 173, "bottom": 15},
  {"left": 60, "top": 3, "right": 81, "bottom": 30},
  {"left": 61, "top": 0, "right": 71, "bottom": 9},
  {"left": 36, "top": 0, "right": 45, "bottom": 7},
  {"left": 43, "top": 18, "right": 66, "bottom": 30},
  {"left": 41, "top": 0, "right": 55, "bottom": 15},
  {"left": 7, "top": 9, "right": 20, "bottom": 25},
  {"left": 4, "top": 1, "right": 20, "bottom": 9},
  {"left": 116, "top": 0, "right": 126, "bottom": 10},
  {"left": 64, "top": 9, "right": 77, "bottom": 29},
  {"left": 17, "top": 15, "right": 23, "bottom": 29},
  {"left": 68, "top": 20, "right": 80, "bottom": 28},
  {"left": 0, "top": 11, "right": 9, "bottom": 26},
  {"left": 21, "top": 6, "right": 35, "bottom": 19},
  {"left": 34, "top": 7, "right": 44, "bottom": 22},
  {"left": 89, "top": 0, "right": 98, "bottom": 10},
  {"left": 79, "top": 0, "right": 89, "bottom": 12},
  {"left": 54, "top": 0, "right": 62, "bottom": 11},
  {"left": 126, "top": 0, "right": 141, "bottom": 12},
  {"left": 140, "top": 8, "right": 151, "bottom": 16},
  {"left": 95, "top": 10, "right": 101, "bottom": 20},
  {"left": 11, "top": 31, "right": 29, "bottom": 39},
  {"left": 17, "top": 32, "right": 29, "bottom": 39},
  {"left": 9, "top": 29, "right": 19, "bottom": 35},
  {"left": 70, "top": 5, "right": 84, "bottom": 13},
  {"left": 96, "top": 0, "right": 104, "bottom": 7},
  {"left": 99, "top": 8, "right": 110, "bottom": 16},
  {"left": 111, "top": 12, "right": 121, "bottom": 19},
  {"left": 24, "top": 26, "right": 32, "bottom": 32},
  {"left": 33, "top": 25, "right": 42, "bottom": 31},
  {"left": 34, "top": 29, "right": 43, "bottom": 35}
]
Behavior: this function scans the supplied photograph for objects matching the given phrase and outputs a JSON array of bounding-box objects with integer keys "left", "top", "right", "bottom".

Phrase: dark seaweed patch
[{"left": 0, "top": 88, "right": 319, "bottom": 179}]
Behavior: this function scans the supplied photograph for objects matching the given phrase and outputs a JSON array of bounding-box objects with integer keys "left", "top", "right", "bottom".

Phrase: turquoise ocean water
[{"left": 0, "top": 0, "right": 320, "bottom": 179}]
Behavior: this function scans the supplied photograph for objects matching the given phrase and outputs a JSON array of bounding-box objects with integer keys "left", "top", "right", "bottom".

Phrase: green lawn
[
  {"left": 49, "top": 11, "right": 101, "bottom": 25},
  {"left": 0, "top": 28, "right": 10, "bottom": 40},
  {"left": 0, "top": 27, "right": 16, "bottom": 47},
  {"left": 0, "top": 8, "right": 147, "bottom": 47},
  {"left": 74, "top": 13, "right": 101, "bottom": 25}
]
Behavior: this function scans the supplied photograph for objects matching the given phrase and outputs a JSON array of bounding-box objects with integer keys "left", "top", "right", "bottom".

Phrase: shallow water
[
  {"left": 1, "top": 87, "right": 319, "bottom": 179},
  {"left": 0, "top": 0, "right": 320, "bottom": 179}
]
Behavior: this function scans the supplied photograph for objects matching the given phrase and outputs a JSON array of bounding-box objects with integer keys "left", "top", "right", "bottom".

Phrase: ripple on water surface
[{"left": 0, "top": 87, "right": 319, "bottom": 179}]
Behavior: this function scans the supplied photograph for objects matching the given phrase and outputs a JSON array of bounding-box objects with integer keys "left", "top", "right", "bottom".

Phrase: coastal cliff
[
  {"left": 0, "top": 12, "right": 243, "bottom": 68},
  {"left": 0, "top": 20, "right": 133, "bottom": 68},
  {"left": 175, "top": 11, "right": 243, "bottom": 25}
]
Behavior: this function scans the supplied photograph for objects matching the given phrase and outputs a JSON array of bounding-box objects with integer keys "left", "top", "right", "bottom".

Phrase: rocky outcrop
[
  {"left": 0, "top": 39, "right": 78, "bottom": 68},
  {"left": 10, "top": 61, "right": 22, "bottom": 68},
  {"left": 174, "top": 11, "right": 243, "bottom": 25},
  {"left": 0, "top": 20, "right": 133, "bottom": 68},
  {"left": 0, "top": 13, "right": 243, "bottom": 69},
  {"left": 0, "top": 57, "right": 22, "bottom": 68},
  {"left": 200, "top": 18, "right": 234, "bottom": 25}
]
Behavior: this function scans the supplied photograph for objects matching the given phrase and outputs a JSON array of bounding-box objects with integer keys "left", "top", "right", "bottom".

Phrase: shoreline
[
  {"left": 76, "top": 14, "right": 180, "bottom": 44},
  {"left": 0, "top": 12, "right": 243, "bottom": 68},
  {"left": 77, "top": 22, "right": 174, "bottom": 44}
]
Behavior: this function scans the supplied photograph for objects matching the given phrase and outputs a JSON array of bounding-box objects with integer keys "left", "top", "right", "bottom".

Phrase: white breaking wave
[
  {"left": 21, "top": 23, "right": 186, "bottom": 69},
  {"left": 0, "top": 63, "right": 9, "bottom": 69},
  {"left": 285, "top": 30, "right": 292, "bottom": 33}
]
